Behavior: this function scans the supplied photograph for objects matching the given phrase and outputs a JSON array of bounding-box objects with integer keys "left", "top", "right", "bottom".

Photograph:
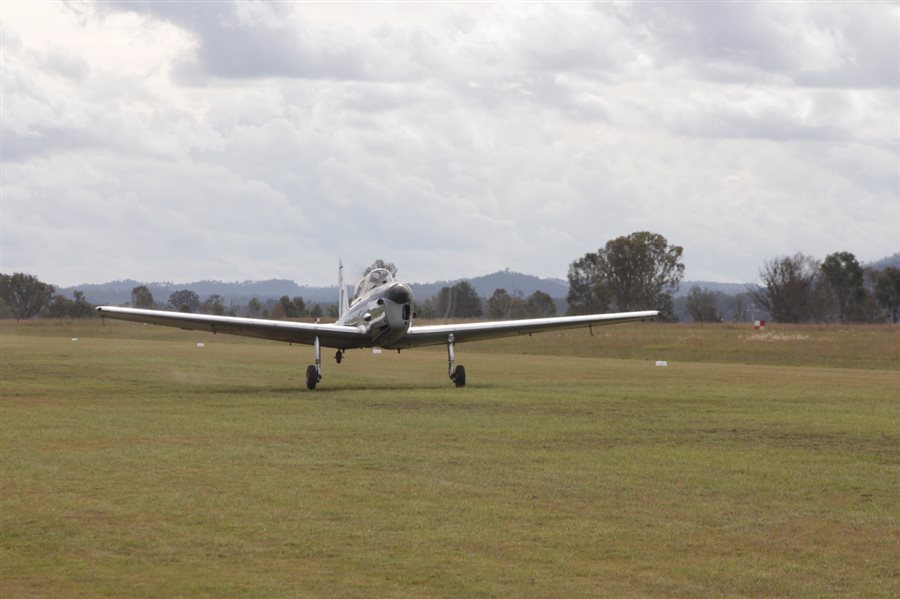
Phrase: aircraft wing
[
  {"left": 95, "top": 307, "right": 367, "bottom": 349},
  {"left": 399, "top": 310, "right": 659, "bottom": 349}
]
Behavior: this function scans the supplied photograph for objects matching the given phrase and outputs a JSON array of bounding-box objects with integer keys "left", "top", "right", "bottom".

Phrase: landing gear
[
  {"left": 451, "top": 365, "right": 466, "bottom": 388},
  {"left": 335, "top": 349, "right": 344, "bottom": 364},
  {"left": 306, "top": 365, "right": 319, "bottom": 390},
  {"left": 306, "top": 336, "right": 323, "bottom": 390},
  {"left": 447, "top": 333, "right": 466, "bottom": 388}
]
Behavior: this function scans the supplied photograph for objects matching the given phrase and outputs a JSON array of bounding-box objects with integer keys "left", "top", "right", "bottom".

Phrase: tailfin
[{"left": 338, "top": 259, "right": 350, "bottom": 318}]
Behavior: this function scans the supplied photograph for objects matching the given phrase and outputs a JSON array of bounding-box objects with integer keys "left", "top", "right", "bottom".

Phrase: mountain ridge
[{"left": 56, "top": 251, "right": 898, "bottom": 306}]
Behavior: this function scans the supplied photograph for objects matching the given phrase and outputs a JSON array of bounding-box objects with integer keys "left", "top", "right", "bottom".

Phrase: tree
[
  {"left": 525, "top": 291, "right": 556, "bottom": 317},
  {"left": 434, "top": 281, "right": 482, "bottom": 318},
  {"left": 168, "top": 289, "right": 200, "bottom": 313},
  {"left": 292, "top": 296, "right": 307, "bottom": 317},
  {"left": 308, "top": 304, "right": 323, "bottom": 319},
  {"left": 364, "top": 259, "right": 398, "bottom": 278},
  {"left": 46, "top": 295, "right": 74, "bottom": 320},
  {"left": 487, "top": 288, "right": 527, "bottom": 319},
  {"left": 820, "top": 252, "right": 865, "bottom": 322},
  {"left": 873, "top": 266, "right": 900, "bottom": 323},
  {"left": 567, "top": 231, "right": 684, "bottom": 319},
  {"left": 751, "top": 254, "right": 820, "bottom": 323},
  {"left": 201, "top": 294, "right": 226, "bottom": 316},
  {"left": 0, "top": 273, "right": 55, "bottom": 320},
  {"left": 566, "top": 252, "right": 609, "bottom": 315},
  {"left": 686, "top": 286, "right": 720, "bottom": 323},
  {"left": 69, "top": 291, "right": 94, "bottom": 318},
  {"left": 275, "top": 295, "right": 306, "bottom": 319},
  {"left": 414, "top": 298, "right": 436, "bottom": 320},
  {"left": 131, "top": 285, "right": 155, "bottom": 309},
  {"left": 247, "top": 297, "right": 262, "bottom": 318}
]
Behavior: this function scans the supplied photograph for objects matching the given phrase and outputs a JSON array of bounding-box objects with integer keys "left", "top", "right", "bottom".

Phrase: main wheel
[
  {"left": 306, "top": 365, "right": 319, "bottom": 390},
  {"left": 452, "top": 365, "right": 466, "bottom": 388}
]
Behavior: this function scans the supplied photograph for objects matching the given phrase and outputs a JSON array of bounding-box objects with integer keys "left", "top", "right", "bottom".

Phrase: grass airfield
[{"left": 2, "top": 320, "right": 898, "bottom": 597}]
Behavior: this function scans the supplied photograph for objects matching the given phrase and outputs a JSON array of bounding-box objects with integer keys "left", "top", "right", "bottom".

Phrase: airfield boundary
[{"left": 2, "top": 320, "right": 898, "bottom": 597}]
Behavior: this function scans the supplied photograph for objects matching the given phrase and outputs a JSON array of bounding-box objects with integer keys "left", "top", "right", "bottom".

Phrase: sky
[{"left": 2, "top": 1, "right": 898, "bottom": 288}]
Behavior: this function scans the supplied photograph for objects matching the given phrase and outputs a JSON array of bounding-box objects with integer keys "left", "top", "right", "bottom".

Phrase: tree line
[{"left": 3, "top": 235, "right": 899, "bottom": 323}]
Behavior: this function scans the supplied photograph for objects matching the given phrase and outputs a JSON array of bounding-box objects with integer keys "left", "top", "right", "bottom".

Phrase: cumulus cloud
[{"left": 1, "top": 1, "right": 897, "bottom": 288}]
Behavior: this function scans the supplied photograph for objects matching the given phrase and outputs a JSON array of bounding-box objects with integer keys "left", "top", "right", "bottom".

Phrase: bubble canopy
[{"left": 353, "top": 268, "right": 394, "bottom": 302}]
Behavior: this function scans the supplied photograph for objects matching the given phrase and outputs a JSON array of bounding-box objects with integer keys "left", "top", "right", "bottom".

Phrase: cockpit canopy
[{"left": 353, "top": 268, "right": 394, "bottom": 303}]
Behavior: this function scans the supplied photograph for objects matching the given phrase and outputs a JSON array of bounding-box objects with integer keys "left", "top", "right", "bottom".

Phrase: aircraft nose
[{"left": 386, "top": 283, "right": 412, "bottom": 304}]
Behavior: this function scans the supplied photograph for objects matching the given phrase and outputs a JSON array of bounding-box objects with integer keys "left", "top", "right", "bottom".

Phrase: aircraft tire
[
  {"left": 453, "top": 365, "right": 466, "bottom": 388},
  {"left": 306, "top": 365, "right": 318, "bottom": 390}
]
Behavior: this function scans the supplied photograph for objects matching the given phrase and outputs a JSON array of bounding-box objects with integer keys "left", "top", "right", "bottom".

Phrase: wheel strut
[
  {"left": 307, "top": 336, "right": 323, "bottom": 390},
  {"left": 447, "top": 333, "right": 466, "bottom": 387}
]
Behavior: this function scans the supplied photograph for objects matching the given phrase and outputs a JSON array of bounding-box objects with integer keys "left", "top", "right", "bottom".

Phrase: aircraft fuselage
[{"left": 336, "top": 270, "right": 412, "bottom": 348}]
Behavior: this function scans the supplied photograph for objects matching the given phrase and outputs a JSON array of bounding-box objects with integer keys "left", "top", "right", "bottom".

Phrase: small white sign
[
  {"left": 372, "top": 348, "right": 382, "bottom": 354},
  {"left": 196, "top": 343, "right": 205, "bottom": 348},
  {"left": 655, "top": 360, "right": 668, "bottom": 367}
]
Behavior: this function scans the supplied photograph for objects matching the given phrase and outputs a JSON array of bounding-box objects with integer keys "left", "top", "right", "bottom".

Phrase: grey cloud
[
  {"left": 632, "top": 3, "right": 899, "bottom": 89},
  {"left": 101, "top": 1, "right": 399, "bottom": 82}
]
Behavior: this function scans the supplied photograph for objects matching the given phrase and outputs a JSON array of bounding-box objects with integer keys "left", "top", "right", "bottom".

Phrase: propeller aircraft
[{"left": 96, "top": 262, "right": 658, "bottom": 389}]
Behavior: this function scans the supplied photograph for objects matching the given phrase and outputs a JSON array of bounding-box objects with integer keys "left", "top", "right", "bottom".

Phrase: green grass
[{"left": 2, "top": 320, "right": 898, "bottom": 597}]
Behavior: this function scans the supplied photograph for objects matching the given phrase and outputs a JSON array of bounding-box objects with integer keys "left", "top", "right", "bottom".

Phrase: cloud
[{"left": 1, "top": 2, "right": 897, "bottom": 288}]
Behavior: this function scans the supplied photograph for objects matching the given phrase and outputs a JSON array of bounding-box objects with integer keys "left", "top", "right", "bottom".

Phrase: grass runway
[{"left": 2, "top": 320, "right": 898, "bottom": 597}]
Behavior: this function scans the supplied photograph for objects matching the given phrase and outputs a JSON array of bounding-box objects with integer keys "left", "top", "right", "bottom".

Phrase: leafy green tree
[
  {"left": 274, "top": 295, "right": 307, "bottom": 318},
  {"left": 434, "top": 281, "right": 482, "bottom": 318},
  {"left": 0, "top": 297, "right": 13, "bottom": 319},
  {"left": 247, "top": 297, "right": 262, "bottom": 317},
  {"left": 525, "top": 291, "right": 556, "bottom": 317},
  {"left": 292, "top": 296, "right": 307, "bottom": 317},
  {"left": 566, "top": 252, "right": 609, "bottom": 315},
  {"left": 874, "top": 266, "right": 900, "bottom": 323},
  {"left": 309, "top": 304, "right": 323, "bottom": 319},
  {"left": 686, "top": 286, "right": 720, "bottom": 323},
  {"left": 168, "top": 289, "right": 200, "bottom": 313},
  {"left": 0, "top": 273, "right": 55, "bottom": 320},
  {"left": 46, "top": 295, "right": 74, "bottom": 320},
  {"left": 131, "top": 285, "right": 155, "bottom": 309},
  {"left": 567, "top": 231, "right": 684, "bottom": 319},
  {"left": 277, "top": 296, "right": 296, "bottom": 318},
  {"left": 820, "top": 252, "right": 865, "bottom": 322}
]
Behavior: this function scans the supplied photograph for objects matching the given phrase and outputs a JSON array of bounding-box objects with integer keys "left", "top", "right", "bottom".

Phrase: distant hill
[
  {"left": 866, "top": 252, "right": 900, "bottom": 271},
  {"left": 61, "top": 271, "right": 772, "bottom": 307},
  {"left": 411, "top": 270, "right": 569, "bottom": 301},
  {"left": 60, "top": 279, "right": 337, "bottom": 307},
  {"left": 61, "top": 270, "right": 570, "bottom": 307}
]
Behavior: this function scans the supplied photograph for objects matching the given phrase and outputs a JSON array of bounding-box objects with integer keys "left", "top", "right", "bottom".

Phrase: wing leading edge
[
  {"left": 397, "top": 310, "right": 659, "bottom": 349},
  {"left": 95, "top": 306, "right": 367, "bottom": 348}
]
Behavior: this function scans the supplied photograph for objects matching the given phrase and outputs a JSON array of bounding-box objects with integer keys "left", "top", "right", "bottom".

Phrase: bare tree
[
  {"left": 686, "top": 286, "right": 720, "bottom": 323},
  {"left": 751, "top": 254, "right": 820, "bottom": 323}
]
